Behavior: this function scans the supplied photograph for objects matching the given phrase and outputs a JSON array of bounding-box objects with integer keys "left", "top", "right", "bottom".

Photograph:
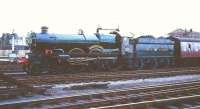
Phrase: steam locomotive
[
  {"left": 25, "top": 26, "right": 124, "bottom": 73},
  {"left": 23, "top": 27, "right": 200, "bottom": 74}
]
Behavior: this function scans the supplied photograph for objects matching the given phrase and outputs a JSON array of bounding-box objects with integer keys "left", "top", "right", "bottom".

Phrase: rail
[{"left": 0, "top": 80, "right": 200, "bottom": 109}]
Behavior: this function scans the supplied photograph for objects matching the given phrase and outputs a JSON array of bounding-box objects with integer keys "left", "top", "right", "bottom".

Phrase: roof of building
[{"left": 168, "top": 28, "right": 200, "bottom": 41}]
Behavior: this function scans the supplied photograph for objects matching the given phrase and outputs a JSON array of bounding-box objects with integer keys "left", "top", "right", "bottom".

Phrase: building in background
[
  {"left": 168, "top": 28, "right": 200, "bottom": 38},
  {"left": 0, "top": 33, "right": 29, "bottom": 57}
]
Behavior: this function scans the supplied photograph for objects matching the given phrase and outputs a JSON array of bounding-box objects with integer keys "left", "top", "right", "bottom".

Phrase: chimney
[{"left": 41, "top": 26, "right": 48, "bottom": 34}]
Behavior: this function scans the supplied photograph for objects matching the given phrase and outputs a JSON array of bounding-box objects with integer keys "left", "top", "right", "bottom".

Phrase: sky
[{"left": 0, "top": 0, "right": 200, "bottom": 37}]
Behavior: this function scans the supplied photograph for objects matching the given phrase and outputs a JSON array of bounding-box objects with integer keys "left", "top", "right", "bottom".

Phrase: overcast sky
[{"left": 0, "top": 0, "right": 200, "bottom": 37}]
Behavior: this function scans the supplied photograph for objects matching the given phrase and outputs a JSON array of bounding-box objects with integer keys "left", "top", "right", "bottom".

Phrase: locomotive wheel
[
  {"left": 88, "top": 61, "right": 98, "bottom": 72},
  {"left": 23, "top": 64, "right": 28, "bottom": 72},
  {"left": 88, "top": 45, "right": 104, "bottom": 71},
  {"left": 89, "top": 48, "right": 103, "bottom": 57},
  {"left": 153, "top": 58, "right": 158, "bottom": 69},
  {"left": 98, "top": 60, "right": 107, "bottom": 71},
  {"left": 26, "top": 63, "right": 32, "bottom": 74},
  {"left": 88, "top": 45, "right": 103, "bottom": 57},
  {"left": 132, "top": 59, "right": 139, "bottom": 69},
  {"left": 27, "top": 63, "right": 39, "bottom": 74},
  {"left": 137, "top": 59, "right": 144, "bottom": 69},
  {"left": 69, "top": 48, "right": 86, "bottom": 57},
  {"left": 164, "top": 58, "right": 170, "bottom": 68}
]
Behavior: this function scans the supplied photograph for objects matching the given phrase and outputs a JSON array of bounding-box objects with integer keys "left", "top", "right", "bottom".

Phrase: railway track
[
  {"left": 0, "top": 63, "right": 23, "bottom": 73},
  {"left": 94, "top": 95, "right": 200, "bottom": 109},
  {"left": 0, "top": 80, "right": 200, "bottom": 109},
  {"left": 1, "top": 64, "right": 200, "bottom": 102},
  {"left": 0, "top": 73, "right": 45, "bottom": 100},
  {"left": 0, "top": 81, "right": 42, "bottom": 100},
  {"left": 10, "top": 66, "right": 200, "bottom": 85}
]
